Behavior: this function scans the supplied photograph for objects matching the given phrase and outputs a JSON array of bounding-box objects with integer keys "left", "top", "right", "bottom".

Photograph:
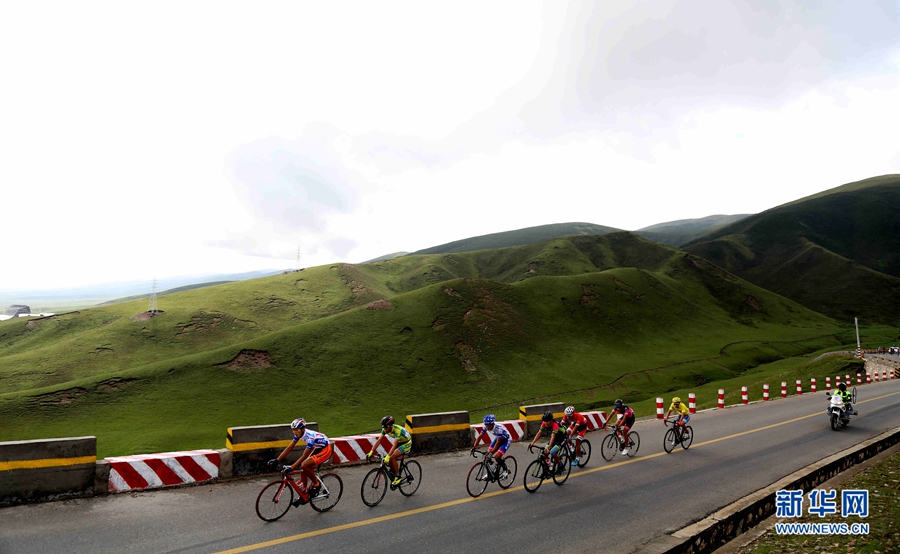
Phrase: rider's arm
[
  {"left": 290, "top": 446, "right": 312, "bottom": 470},
  {"left": 529, "top": 428, "right": 543, "bottom": 448}
]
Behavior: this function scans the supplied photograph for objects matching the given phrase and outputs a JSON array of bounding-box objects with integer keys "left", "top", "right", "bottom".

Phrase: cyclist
[
  {"left": 528, "top": 411, "right": 567, "bottom": 471},
  {"left": 366, "top": 415, "right": 412, "bottom": 486},
  {"left": 603, "top": 399, "right": 635, "bottom": 455},
  {"left": 561, "top": 405, "right": 588, "bottom": 466},
  {"left": 835, "top": 383, "right": 857, "bottom": 415},
  {"left": 471, "top": 414, "right": 512, "bottom": 478},
  {"left": 268, "top": 418, "right": 332, "bottom": 499},
  {"left": 664, "top": 396, "right": 690, "bottom": 444}
]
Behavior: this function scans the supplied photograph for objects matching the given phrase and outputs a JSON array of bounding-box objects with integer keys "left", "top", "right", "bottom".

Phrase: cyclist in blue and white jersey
[{"left": 471, "top": 414, "right": 512, "bottom": 477}]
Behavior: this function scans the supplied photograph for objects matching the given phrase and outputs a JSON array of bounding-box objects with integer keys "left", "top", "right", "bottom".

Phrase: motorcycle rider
[{"left": 835, "top": 383, "right": 857, "bottom": 415}]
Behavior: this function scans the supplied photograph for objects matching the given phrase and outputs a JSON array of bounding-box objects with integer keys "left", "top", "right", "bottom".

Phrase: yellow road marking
[
  {"left": 0, "top": 455, "right": 96, "bottom": 471},
  {"left": 217, "top": 389, "right": 900, "bottom": 553}
]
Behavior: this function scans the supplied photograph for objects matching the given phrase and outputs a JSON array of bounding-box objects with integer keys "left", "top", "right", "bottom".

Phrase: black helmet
[
  {"left": 541, "top": 411, "right": 554, "bottom": 422},
  {"left": 381, "top": 415, "right": 395, "bottom": 427},
  {"left": 614, "top": 399, "right": 624, "bottom": 410},
  {"left": 838, "top": 383, "right": 846, "bottom": 392}
]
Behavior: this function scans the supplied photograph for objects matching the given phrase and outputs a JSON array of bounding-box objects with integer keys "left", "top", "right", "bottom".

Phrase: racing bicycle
[
  {"left": 600, "top": 425, "right": 640, "bottom": 461},
  {"left": 360, "top": 453, "right": 422, "bottom": 507},
  {"left": 524, "top": 444, "right": 571, "bottom": 492},
  {"left": 255, "top": 465, "right": 343, "bottom": 521},
  {"left": 466, "top": 449, "right": 517, "bottom": 497},
  {"left": 562, "top": 434, "right": 592, "bottom": 468},
  {"left": 663, "top": 418, "right": 693, "bottom": 453}
]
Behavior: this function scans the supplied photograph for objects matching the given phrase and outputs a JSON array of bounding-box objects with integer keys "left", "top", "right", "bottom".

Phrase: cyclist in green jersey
[{"left": 367, "top": 415, "right": 412, "bottom": 485}]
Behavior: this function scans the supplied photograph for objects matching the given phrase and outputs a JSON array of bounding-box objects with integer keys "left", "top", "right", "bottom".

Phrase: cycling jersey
[
  {"left": 480, "top": 423, "right": 511, "bottom": 452},
  {"left": 563, "top": 412, "right": 588, "bottom": 428},
  {"left": 540, "top": 420, "right": 567, "bottom": 437},
  {"left": 381, "top": 424, "right": 411, "bottom": 444},
  {"left": 615, "top": 407, "right": 635, "bottom": 427},
  {"left": 669, "top": 403, "right": 690, "bottom": 416},
  {"left": 292, "top": 429, "right": 330, "bottom": 450}
]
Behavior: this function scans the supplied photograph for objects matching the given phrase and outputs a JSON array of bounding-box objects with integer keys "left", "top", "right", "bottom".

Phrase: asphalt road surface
[{"left": 2, "top": 379, "right": 899, "bottom": 554}]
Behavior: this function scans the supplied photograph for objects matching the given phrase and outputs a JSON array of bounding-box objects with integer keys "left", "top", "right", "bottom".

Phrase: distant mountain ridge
[
  {"left": 410, "top": 222, "right": 621, "bottom": 255},
  {"left": 635, "top": 214, "right": 753, "bottom": 247}
]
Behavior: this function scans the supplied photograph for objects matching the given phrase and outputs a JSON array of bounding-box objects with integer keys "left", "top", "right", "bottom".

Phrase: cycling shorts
[
  {"left": 492, "top": 437, "right": 510, "bottom": 454},
  {"left": 677, "top": 414, "right": 690, "bottom": 424},
  {"left": 572, "top": 424, "right": 588, "bottom": 437},
  {"left": 310, "top": 444, "right": 333, "bottom": 466},
  {"left": 394, "top": 441, "right": 411, "bottom": 455},
  {"left": 621, "top": 417, "right": 635, "bottom": 430}
]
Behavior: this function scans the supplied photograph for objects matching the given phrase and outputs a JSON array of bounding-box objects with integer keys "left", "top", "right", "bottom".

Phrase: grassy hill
[
  {"left": 685, "top": 175, "right": 900, "bottom": 324},
  {"left": 0, "top": 233, "right": 848, "bottom": 456},
  {"left": 411, "top": 222, "right": 621, "bottom": 255},
  {"left": 636, "top": 214, "right": 752, "bottom": 247}
]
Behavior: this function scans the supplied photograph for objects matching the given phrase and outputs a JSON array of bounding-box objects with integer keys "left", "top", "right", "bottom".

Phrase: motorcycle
[{"left": 825, "top": 392, "right": 851, "bottom": 430}]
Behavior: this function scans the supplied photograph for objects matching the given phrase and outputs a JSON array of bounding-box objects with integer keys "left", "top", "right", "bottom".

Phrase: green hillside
[
  {"left": 0, "top": 233, "right": 844, "bottom": 456},
  {"left": 411, "top": 222, "right": 621, "bottom": 255},
  {"left": 686, "top": 175, "right": 900, "bottom": 324},
  {"left": 636, "top": 214, "right": 752, "bottom": 247}
]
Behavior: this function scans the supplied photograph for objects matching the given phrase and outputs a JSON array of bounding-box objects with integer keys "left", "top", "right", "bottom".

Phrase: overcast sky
[{"left": 2, "top": 1, "right": 899, "bottom": 292}]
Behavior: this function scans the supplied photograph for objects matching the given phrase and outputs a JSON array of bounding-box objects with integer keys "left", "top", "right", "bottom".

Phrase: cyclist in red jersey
[
  {"left": 603, "top": 399, "right": 635, "bottom": 455},
  {"left": 561, "top": 405, "right": 588, "bottom": 466}
]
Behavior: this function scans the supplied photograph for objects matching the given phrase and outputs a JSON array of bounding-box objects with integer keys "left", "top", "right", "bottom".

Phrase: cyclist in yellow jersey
[
  {"left": 664, "top": 397, "right": 691, "bottom": 442},
  {"left": 367, "top": 415, "right": 412, "bottom": 485}
]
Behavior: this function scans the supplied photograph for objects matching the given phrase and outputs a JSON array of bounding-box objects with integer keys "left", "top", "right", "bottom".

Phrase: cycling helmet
[
  {"left": 614, "top": 399, "right": 624, "bottom": 410},
  {"left": 672, "top": 397, "right": 681, "bottom": 404},
  {"left": 381, "top": 415, "right": 395, "bottom": 427},
  {"left": 483, "top": 414, "right": 496, "bottom": 425},
  {"left": 290, "top": 417, "right": 306, "bottom": 430},
  {"left": 541, "top": 411, "right": 554, "bottom": 422},
  {"left": 838, "top": 383, "right": 846, "bottom": 391},
  {"left": 564, "top": 406, "right": 575, "bottom": 417}
]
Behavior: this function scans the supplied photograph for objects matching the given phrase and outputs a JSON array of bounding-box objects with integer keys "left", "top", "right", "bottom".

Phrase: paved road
[{"left": 2, "top": 379, "right": 900, "bottom": 554}]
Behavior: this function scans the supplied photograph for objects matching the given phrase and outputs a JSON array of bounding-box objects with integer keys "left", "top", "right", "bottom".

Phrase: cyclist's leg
[
  {"left": 305, "top": 445, "right": 332, "bottom": 488},
  {"left": 494, "top": 438, "right": 510, "bottom": 471},
  {"left": 575, "top": 425, "right": 587, "bottom": 456},
  {"left": 387, "top": 445, "right": 401, "bottom": 475}
]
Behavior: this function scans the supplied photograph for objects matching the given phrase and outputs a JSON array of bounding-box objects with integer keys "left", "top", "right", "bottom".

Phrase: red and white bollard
[
  {"left": 875, "top": 371, "right": 879, "bottom": 383},
  {"left": 867, "top": 373, "right": 872, "bottom": 384},
  {"left": 846, "top": 374, "right": 851, "bottom": 385},
  {"left": 688, "top": 392, "right": 696, "bottom": 414},
  {"left": 763, "top": 383, "right": 770, "bottom": 401},
  {"left": 796, "top": 379, "right": 802, "bottom": 395},
  {"left": 826, "top": 377, "right": 831, "bottom": 391},
  {"left": 836, "top": 375, "right": 841, "bottom": 387},
  {"left": 718, "top": 389, "right": 725, "bottom": 409},
  {"left": 781, "top": 381, "right": 787, "bottom": 397},
  {"left": 656, "top": 397, "right": 664, "bottom": 419},
  {"left": 857, "top": 373, "right": 861, "bottom": 385},
  {"left": 741, "top": 386, "right": 748, "bottom": 404},
  {"left": 811, "top": 378, "right": 816, "bottom": 392}
]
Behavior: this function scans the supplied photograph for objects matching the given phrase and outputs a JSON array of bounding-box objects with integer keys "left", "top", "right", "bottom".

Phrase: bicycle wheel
[
  {"left": 576, "top": 439, "right": 592, "bottom": 468},
  {"left": 398, "top": 460, "right": 422, "bottom": 497},
  {"left": 681, "top": 426, "right": 693, "bottom": 450},
  {"left": 310, "top": 473, "right": 343, "bottom": 512},
  {"left": 466, "top": 461, "right": 490, "bottom": 498},
  {"left": 552, "top": 449, "right": 571, "bottom": 485},
  {"left": 600, "top": 434, "right": 619, "bottom": 461},
  {"left": 663, "top": 428, "right": 677, "bottom": 454},
  {"left": 523, "top": 460, "right": 544, "bottom": 493},
  {"left": 361, "top": 467, "right": 388, "bottom": 507},
  {"left": 498, "top": 456, "right": 517, "bottom": 489},
  {"left": 626, "top": 432, "right": 640, "bottom": 457},
  {"left": 255, "top": 480, "right": 293, "bottom": 522},
  {"left": 851, "top": 386, "right": 858, "bottom": 404}
]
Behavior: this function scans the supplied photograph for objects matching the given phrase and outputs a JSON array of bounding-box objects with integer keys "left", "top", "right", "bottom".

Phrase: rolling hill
[
  {"left": 685, "top": 175, "right": 900, "bottom": 324},
  {"left": 411, "top": 222, "right": 621, "bottom": 255},
  {"left": 0, "top": 233, "right": 842, "bottom": 455},
  {"left": 635, "top": 214, "right": 753, "bottom": 247}
]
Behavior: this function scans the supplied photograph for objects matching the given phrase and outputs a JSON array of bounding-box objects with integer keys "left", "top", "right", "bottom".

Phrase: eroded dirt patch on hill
[
  {"left": 366, "top": 299, "right": 393, "bottom": 310},
  {"left": 175, "top": 311, "right": 255, "bottom": 335},
  {"left": 217, "top": 349, "right": 274, "bottom": 370},
  {"left": 131, "top": 311, "right": 164, "bottom": 322},
  {"left": 33, "top": 388, "right": 88, "bottom": 405},
  {"left": 96, "top": 378, "right": 136, "bottom": 391},
  {"left": 746, "top": 295, "right": 762, "bottom": 310}
]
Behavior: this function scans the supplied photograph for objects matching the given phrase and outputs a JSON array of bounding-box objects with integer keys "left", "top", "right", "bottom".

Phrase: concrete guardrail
[{"left": 0, "top": 437, "right": 97, "bottom": 506}]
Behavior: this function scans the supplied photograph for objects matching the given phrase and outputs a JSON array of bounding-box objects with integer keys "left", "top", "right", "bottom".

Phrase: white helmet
[{"left": 564, "top": 406, "right": 575, "bottom": 417}]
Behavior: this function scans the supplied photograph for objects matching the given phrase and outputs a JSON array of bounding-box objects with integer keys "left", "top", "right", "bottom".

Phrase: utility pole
[{"left": 148, "top": 278, "right": 159, "bottom": 314}]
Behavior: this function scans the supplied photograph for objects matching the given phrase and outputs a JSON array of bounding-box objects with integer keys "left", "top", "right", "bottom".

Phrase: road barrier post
[
  {"left": 688, "top": 393, "right": 696, "bottom": 413},
  {"left": 875, "top": 371, "right": 879, "bottom": 382},
  {"left": 836, "top": 375, "right": 841, "bottom": 388},
  {"left": 717, "top": 389, "right": 725, "bottom": 409},
  {"left": 826, "top": 377, "right": 831, "bottom": 391},
  {"left": 741, "top": 386, "right": 748, "bottom": 404},
  {"left": 867, "top": 373, "right": 872, "bottom": 384},
  {"left": 857, "top": 373, "right": 861, "bottom": 385},
  {"left": 846, "top": 374, "right": 851, "bottom": 385},
  {"left": 763, "top": 384, "right": 769, "bottom": 401},
  {"left": 781, "top": 381, "right": 787, "bottom": 397},
  {"left": 656, "top": 398, "right": 664, "bottom": 419},
  {"left": 810, "top": 378, "right": 816, "bottom": 392}
]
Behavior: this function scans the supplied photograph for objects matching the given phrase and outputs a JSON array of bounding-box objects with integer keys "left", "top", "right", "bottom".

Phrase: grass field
[{"left": 1, "top": 233, "right": 895, "bottom": 457}]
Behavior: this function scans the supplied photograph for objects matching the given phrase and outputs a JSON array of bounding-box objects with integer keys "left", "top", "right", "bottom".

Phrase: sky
[{"left": 2, "top": 1, "right": 899, "bottom": 292}]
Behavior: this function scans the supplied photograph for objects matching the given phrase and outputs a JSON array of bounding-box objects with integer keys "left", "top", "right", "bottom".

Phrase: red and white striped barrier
[
  {"left": 781, "top": 382, "right": 787, "bottom": 398},
  {"left": 330, "top": 434, "right": 393, "bottom": 465},
  {"left": 826, "top": 377, "right": 831, "bottom": 391},
  {"left": 811, "top": 378, "right": 816, "bottom": 393},
  {"left": 741, "top": 386, "right": 748, "bottom": 404},
  {"left": 836, "top": 375, "right": 841, "bottom": 387},
  {"left": 688, "top": 393, "right": 696, "bottom": 413},
  {"left": 875, "top": 371, "right": 879, "bottom": 382},
  {"left": 107, "top": 450, "right": 219, "bottom": 492},
  {"left": 856, "top": 374, "right": 861, "bottom": 385},
  {"left": 796, "top": 379, "right": 802, "bottom": 395},
  {"left": 583, "top": 411, "right": 608, "bottom": 430},
  {"left": 845, "top": 374, "right": 850, "bottom": 385},
  {"left": 656, "top": 398, "right": 664, "bottom": 419},
  {"left": 763, "top": 384, "right": 769, "bottom": 401},
  {"left": 717, "top": 389, "right": 725, "bottom": 409},
  {"left": 867, "top": 373, "right": 872, "bottom": 384},
  {"left": 470, "top": 419, "right": 527, "bottom": 444}
]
